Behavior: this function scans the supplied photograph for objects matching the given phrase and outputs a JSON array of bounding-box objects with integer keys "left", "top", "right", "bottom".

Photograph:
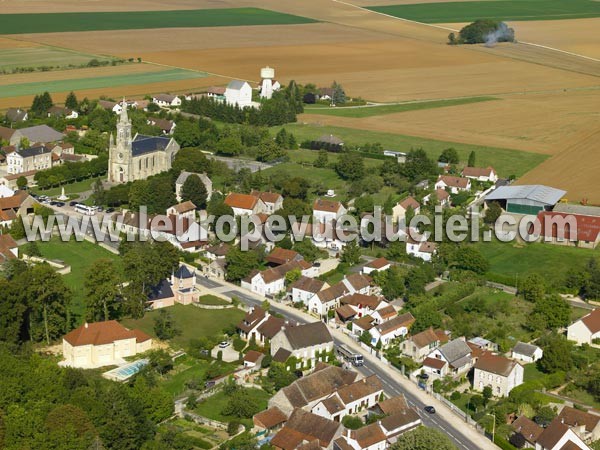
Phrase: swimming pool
[{"left": 103, "top": 358, "right": 149, "bottom": 382}]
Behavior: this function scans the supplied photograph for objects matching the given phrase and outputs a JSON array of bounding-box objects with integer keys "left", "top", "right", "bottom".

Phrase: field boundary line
[{"left": 142, "top": 60, "right": 258, "bottom": 84}]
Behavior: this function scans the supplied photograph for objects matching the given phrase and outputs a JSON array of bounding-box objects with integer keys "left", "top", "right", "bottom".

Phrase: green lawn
[
  {"left": 275, "top": 123, "right": 547, "bottom": 178},
  {"left": 198, "top": 295, "right": 230, "bottom": 306},
  {"left": 0, "top": 68, "right": 208, "bottom": 98},
  {"left": 0, "top": 8, "right": 316, "bottom": 34},
  {"left": 473, "top": 240, "right": 599, "bottom": 288},
  {"left": 32, "top": 176, "right": 103, "bottom": 198},
  {"left": 523, "top": 363, "right": 545, "bottom": 382},
  {"left": 121, "top": 304, "right": 245, "bottom": 349},
  {"left": 0, "top": 47, "right": 114, "bottom": 72},
  {"left": 194, "top": 388, "right": 270, "bottom": 426},
  {"left": 304, "top": 97, "right": 497, "bottom": 118},
  {"left": 368, "top": 0, "right": 600, "bottom": 23},
  {"left": 160, "top": 357, "right": 237, "bottom": 396},
  {"left": 37, "top": 238, "right": 121, "bottom": 321}
]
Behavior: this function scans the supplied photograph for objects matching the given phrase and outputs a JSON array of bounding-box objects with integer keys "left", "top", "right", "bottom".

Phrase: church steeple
[
  {"left": 119, "top": 97, "right": 128, "bottom": 123},
  {"left": 116, "top": 97, "right": 132, "bottom": 148}
]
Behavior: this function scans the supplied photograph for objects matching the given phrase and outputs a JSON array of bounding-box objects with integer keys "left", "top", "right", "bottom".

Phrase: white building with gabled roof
[{"left": 225, "top": 80, "right": 252, "bottom": 108}]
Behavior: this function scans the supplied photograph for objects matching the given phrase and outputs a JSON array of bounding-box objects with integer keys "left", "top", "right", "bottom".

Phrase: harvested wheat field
[
  {"left": 517, "top": 127, "right": 600, "bottom": 204},
  {"left": 0, "top": 0, "right": 245, "bottom": 13},
  {"left": 301, "top": 90, "right": 600, "bottom": 154}
]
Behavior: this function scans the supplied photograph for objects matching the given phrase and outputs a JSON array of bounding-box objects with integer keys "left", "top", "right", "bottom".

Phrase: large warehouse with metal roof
[{"left": 485, "top": 185, "right": 566, "bottom": 215}]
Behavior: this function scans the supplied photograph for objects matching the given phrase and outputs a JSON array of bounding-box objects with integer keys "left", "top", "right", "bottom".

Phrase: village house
[
  {"left": 241, "top": 260, "right": 315, "bottom": 297},
  {"left": 253, "top": 406, "right": 288, "bottom": 433},
  {"left": 369, "top": 313, "right": 415, "bottom": 347},
  {"left": 392, "top": 197, "right": 421, "bottom": 224},
  {"left": 312, "top": 375, "right": 383, "bottom": 421},
  {"left": 406, "top": 238, "right": 437, "bottom": 262},
  {"left": 435, "top": 175, "right": 471, "bottom": 194},
  {"left": 308, "top": 282, "right": 350, "bottom": 318},
  {"left": 5, "top": 108, "right": 28, "bottom": 123},
  {"left": 462, "top": 166, "right": 498, "bottom": 183},
  {"left": 289, "top": 276, "right": 328, "bottom": 305},
  {"left": 146, "top": 265, "right": 198, "bottom": 309},
  {"left": 270, "top": 322, "right": 334, "bottom": 368},
  {"left": 251, "top": 190, "right": 284, "bottom": 213},
  {"left": 152, "top": 94, "right": 181, "bottom": 108},
  {"left": 511, "top": 415, "right": 545, "bottom": 449},
  {"left": 0, "top": 190, "right": 36, "bottom": 227},
  {"left": 292, "top": 221, "right": 355, "bottom": 253},
  {"left": 371, "top": 304, "right": 398, "bottom": 324},
  {"left": 175, "top": 171, "right": 212, "bottom": 203},
  {"left": 422, "top": 188, "right": 451, "bottom": 207},
  {"left": 48, "top": 105, "right": 78, "bottom": 119},
  {"left": 62, "top": 320, "right": 152, "bottom": 368},
  {"left": 402, "top": 328, "right": 449, "bottom": 362},
  {"left": 205, "top": 242, "right": 230, "bottom": 261},
  {"left": 237, "top": 306, "right": 286, "bottom": 344},
  {"left": 556, "top": 406, "right": 600, "bottom": 443},
  {"left": 0, "top": 234, "right": 18, "bottom": 264},
  {"left": 225, "top": 192, "right": 266, "bottom": 216},
  {"left": 473, "top": 353, "right": 524, "bottom": 397},
  {"left": 266, "top": 247, "right": 303, "bottom": 266},
  {"left": 201, "top": 86, "right": 226, "bottom": 100},
  {"left": 313, "top": 198, "right": 347, "bottom": 224},
  {"left": 166, "top": 200, "right": 196, "bottom": 220},
  {"left": 7, "top": 145, "right": 52, "bottom": 174},
  {"left": 268, "top": 363, "right": 358, "bottom": 415},
  {"left": 271, "top": 408, "right": 342, "bottom": 450},
  {"left": 225, "top": 80, "right": 253, "bottom": 108},
  {"left": 334, "top": 423, "right": 387, "bottom": 450},
  {"left": 339, "top": 293, "right": 384, "bottom": 319},
  {"left": 342, "top": 273, "right": 372, "bottom": 295},
  {"left": 512, "top": 342, "right": 543, "bottom": 363},
  {"left": 98, "top": 100, "right": 123, "bottom": 114},
  {"left": 568, "top": 309, "right": 600, "bottom": 345},
  {"left": 424, "top": 338, "right": 473, "bottom": 378},
  {"left": 243, "top": 350, "right": 264, "bottom": 369},
  {"left": 362, "top": 257, "right": 391, "bottom": 275},
  {"left": 535, "top": 418, "right": 592, "bottom": 450},
  {"left": 147, "top": 117, "right": 176, "bottom": 134}
]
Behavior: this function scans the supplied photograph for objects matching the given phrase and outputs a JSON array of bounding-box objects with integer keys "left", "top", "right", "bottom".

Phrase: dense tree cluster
[
  {"left": 34, "top": 154, "right": 108, "bottom": 189},
  {"left": 448, "top": 20, "right": 515, "bottom": 45},
  {"left": 0, "top": 345, "right": 173, "bottom": 450}
]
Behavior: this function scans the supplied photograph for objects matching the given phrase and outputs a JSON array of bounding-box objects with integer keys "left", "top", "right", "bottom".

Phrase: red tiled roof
[
  {"left": 313, "top": 198, "right": 342, "bottom": 213},
  {"left": 474, "top": 354, "right": 519, "bottom": 377},
  {"left": 250, "top": 190, "right": 282, "bottom": 205},
  {"left": 266, "top": 247, "right": 300, "bottom": 265},
  {"left": 225, "top": 193, "right": 258, "bottom": 210},
  {"left": 63, "top": 321, "right": 147, "bottom": 346},
  {"left": 438, "top": 175, "right": 470, "bottom": 189},
  {"left": 423, "top": 357, "right": 446, "bottom": 370},
  {"left": 581, "top": 309, "right": 600, "bottom": 334},
  {"left": 557, "top": 406, "right": 600, "bottom": 433},
  {"left": 534, "top": 211, "right": 600, "bottom": 243},
  {"left": 511, "top": 415, "right": 543, "bottom": 445},
  {"left": 366, "top": 257, "right": 389, "bottom": 269},
  {"left": 411, "top": 328, "right": 440, "bottom": 349},
  {"left": 254, "top": 406, "right": 287, "bottom": 429},
  {"left": 435, "top": 188, "right": 450, "bottom": 200},
  {"left": 462, "top": 166, "right": 495, "bottom": 178},
  {"left": 399, "top": 196, "right": 420, "bottom": 210},
  {"left": 244, "top": 350, "right": 264, "bottom": 363}
]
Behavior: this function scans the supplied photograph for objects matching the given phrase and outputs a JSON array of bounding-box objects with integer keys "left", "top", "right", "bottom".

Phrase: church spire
[{"left": 119, "top": 97, "right": 128, "bottom": 122}]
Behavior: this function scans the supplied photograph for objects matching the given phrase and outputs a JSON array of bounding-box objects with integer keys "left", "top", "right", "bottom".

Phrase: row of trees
[{"left": 33, "top": 154, "right": 108, "bottom": 190}]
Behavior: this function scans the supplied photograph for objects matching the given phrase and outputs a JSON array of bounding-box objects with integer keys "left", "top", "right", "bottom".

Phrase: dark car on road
[{"left": 424, "top": 406, "right": 436, "bottom": 414}]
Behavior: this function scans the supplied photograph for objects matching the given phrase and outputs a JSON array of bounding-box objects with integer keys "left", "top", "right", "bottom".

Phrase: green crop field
[
  {"left": 0, "top": 68, "right": 207, "bottom": 98},
  {"left": 0, "top": 8, "right": 316, "bottom": 34},
  {"left": 368, "top": 0, "right": 600, "bottom": 23},
  {"left": 0, "top": 47, "right": 114, "bottom": 72},
  {"left": 303, "top": 97, "right": 497, "bottom": 118},
  {"left": 272, "top": 123, "right": 548, "bottom": 178}
]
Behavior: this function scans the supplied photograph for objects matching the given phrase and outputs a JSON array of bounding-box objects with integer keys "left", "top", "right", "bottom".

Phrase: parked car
[
  {"left": 69, "top": 201, "right": 78, "bottom": 207},
  {"left": 218, "top": 341, "right": 230, "bottom": 349},
  {"left": 424, "top": 406, "right": 436, "bottom": 414},
  {"left": 55, "top": 202, "right": 65, "bottom": 207},
  {"left": 105, "top": 207, "right": 115, "bottom": 214}
]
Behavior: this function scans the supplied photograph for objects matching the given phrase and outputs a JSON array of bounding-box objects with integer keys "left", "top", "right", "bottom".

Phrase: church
[{"left": 108, "top": 105, "right": 179, "bottom": 183}]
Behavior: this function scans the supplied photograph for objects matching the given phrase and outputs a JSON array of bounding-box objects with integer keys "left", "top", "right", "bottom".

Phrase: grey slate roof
[
  {"left": 486, "top": 185, "right": 566, "bottom": 205},
  {"left": 148, "top": 279, "right": 174, "bottom": 301},
  {"left": 282, "top": 322, "right": 333, "bottom": 350},
  {"left": 553, "top": 203, "right": 600, "bottom": 217},
  {"left": 131, "top": 134, "right": 171, "bottom": 156},
  {"left": 513, "top": 342, "right": 540, "bottom": 357},
  {"left": 6, "top": 108, "right": 27, "bottom": 122},
  {"left": 227, "top": 80, "right": 248, "bottom": 90},
  {"left": 174, "top": 265, "right": 193, "bottom": 279},
  {"left": 17, "top": 125, "right": 63, "bottom": 143},
  {"left": 439, "top": 339, "right": 472, "bottom": 367},
  {"left": 17, "top": 145, "right": 51, "bottom": 158}
]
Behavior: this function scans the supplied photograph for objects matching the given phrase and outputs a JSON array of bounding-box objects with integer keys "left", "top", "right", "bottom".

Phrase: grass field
[
  {"left": 37, "top": 238, "right": 121, "bottom": 320},
  {"left": 160, "top": 358, "right": 237, "bottom": 396},
  {"left": 198, "top": 295, "right": 230, "bottom": 306},
  {"left": 121, "top": 304, "right": 245, "bottom": 349},
  {"left": 0, "top": 68, "right": 207, "bottom": 98},
  {"left": 194, "top": 388, "right": 270, "bottom": 427},
  {"left": 368, "top": 0, "right": 600, "bottom": 23},
  {"left": 473, "top": 240, "right": 599, "bottom": 288},
  {"left": 304, "top": 97, "right": 497, "bottom": 118},
  {"left": 31, "top": 176, "right": 103, "bottom": 198},
  {"left": 276, "top": 123, "right": 548, "bottom": 178},
  {"left": 0, "top": 46, "right": 113, "bottom": 72},
  {"left": 0, "top": 8, "right": 316, "bottom": 34}
]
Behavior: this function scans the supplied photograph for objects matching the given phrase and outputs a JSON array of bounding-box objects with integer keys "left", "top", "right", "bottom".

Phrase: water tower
[{"left": 260, "top": 66, "right": 275, "bottom": 99}]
